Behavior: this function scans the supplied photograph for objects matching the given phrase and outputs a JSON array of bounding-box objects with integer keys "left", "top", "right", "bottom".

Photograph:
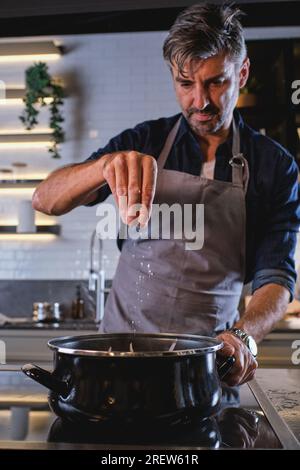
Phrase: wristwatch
[{"left": 229, "top": 328, "right": 258, "bottom": 357}]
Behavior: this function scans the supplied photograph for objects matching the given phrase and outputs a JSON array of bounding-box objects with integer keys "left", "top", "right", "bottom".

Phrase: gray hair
[{"left": 163, "top": 2, "right": 247, "bottom": 75}]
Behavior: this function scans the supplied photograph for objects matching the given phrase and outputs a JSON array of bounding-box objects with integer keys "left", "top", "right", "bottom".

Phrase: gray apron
[{"left": 100, "top": 116, "right": 249, "bottom": 335}]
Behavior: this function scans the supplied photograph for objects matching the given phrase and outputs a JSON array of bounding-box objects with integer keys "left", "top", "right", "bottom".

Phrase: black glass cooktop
[{"left": 0, "top": 371, "right": 297, "bottom": 450}]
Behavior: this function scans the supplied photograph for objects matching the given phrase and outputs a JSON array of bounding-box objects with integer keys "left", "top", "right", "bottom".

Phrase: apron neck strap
[
  {"left": 232, "top": 115, "right": 240, "bottom": 156},
  {"left": 230, "top": 116, "right": 249, "bottom": 191},
  {"left": 157, "top": 113, "right": 249, "bottom": 192},
  {"left": 157, "top": 117, "right": 182, "bottom": 171}
]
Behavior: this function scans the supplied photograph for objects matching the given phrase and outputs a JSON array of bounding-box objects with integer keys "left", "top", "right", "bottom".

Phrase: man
[{"left": 32, "top": 3, "right": 300, "bottom": 386}]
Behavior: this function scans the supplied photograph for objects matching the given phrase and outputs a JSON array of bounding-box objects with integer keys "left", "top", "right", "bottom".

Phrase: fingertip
[
  {"left": 221, "top": 344, "right": 235, "bottom": 356},
  {"left": 138, "top": 213, "right": 149, "bottom": 228}
]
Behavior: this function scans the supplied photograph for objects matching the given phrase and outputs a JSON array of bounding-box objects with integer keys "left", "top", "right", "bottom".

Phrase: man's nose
[{"left": 193, "top": 85, "right": 210, "bottom": 110}]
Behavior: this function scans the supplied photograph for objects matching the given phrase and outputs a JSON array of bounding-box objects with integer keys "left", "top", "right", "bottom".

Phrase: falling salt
[
  {"left": 129, "top": 342, "right": 134, "bottom": 352},
  {"left": 168, "top": 341, "right": 177, "bottom": 352},
  {"left": 130, "top": 320, "right": 137, "bottom": 333}
]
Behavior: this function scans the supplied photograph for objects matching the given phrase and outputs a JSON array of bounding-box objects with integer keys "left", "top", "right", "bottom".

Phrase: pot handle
[
  {"left": 216, "top": 356, "right": 235, "bottom": 380},
  {"left": 22, "top": 363, "right": 69, "bottom": 398}
]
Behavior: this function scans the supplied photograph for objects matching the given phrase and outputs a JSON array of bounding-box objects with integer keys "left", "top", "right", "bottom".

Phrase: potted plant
[
  {"left": 237, "top": 76, "right": 262, "bottom": 108},
  {"left": 19, "top": 62, "right": 65, "bottom": 158}
]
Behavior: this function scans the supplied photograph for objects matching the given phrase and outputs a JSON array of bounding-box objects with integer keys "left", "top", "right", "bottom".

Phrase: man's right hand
[{"left": 101, "top": 151, "right": 158, "bottom": 227}]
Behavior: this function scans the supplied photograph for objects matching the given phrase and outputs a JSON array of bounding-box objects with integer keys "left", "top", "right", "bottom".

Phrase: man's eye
[
  {"left": 211, "top": 79, "right": 225, "bottom": 86},
  {"left": 181, "top": 82, "right": 192, "bottom": 88}
]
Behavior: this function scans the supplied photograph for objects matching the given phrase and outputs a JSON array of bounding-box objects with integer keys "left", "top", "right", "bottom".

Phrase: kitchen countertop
[
  {"left": 255, "top": 369, "right": 300, "bottom": 442},
  {"left": 1, "top": 316, "right": 299, "bottom": 331},
  {"left": 271, "top": 317, "right": 300, "bottom": 332},
  {"left": 0, "top": 368, "right": 299, "bottom": 450},
  {"left": 0, "top": 320, "right": 99, "bottom": 330}
]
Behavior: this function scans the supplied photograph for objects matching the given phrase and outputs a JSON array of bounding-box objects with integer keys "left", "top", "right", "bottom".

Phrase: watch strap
[{"left": 229, "top": 328, "right": 257, "bottom": 357}]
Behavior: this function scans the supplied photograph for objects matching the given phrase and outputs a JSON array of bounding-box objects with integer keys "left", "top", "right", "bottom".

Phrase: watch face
[{"left": 247, "top": 336, "right": 258, "bottom": 357}]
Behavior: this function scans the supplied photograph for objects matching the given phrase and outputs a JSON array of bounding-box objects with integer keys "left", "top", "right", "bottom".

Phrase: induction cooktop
[{"left": 0, "top": 371, "right": 299, "bottom": 450}]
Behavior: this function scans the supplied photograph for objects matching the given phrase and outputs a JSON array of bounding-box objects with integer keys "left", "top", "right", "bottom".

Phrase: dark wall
[
  {"left": 0, "top": 1, "right": 299, "bottom": 37},
  {"left": 1, "top": 1, "right": 298, "bottom": 19}
]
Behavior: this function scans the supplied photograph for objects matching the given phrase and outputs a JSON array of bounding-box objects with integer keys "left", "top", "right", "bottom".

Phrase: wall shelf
[
  {"left": 0, "top": 225, "right": 60, "bottom": 235},
  {"left": 0, "top": 132, "right": 53, "bottom": 149},
  {"left": 0, "top": 180, "right": 43, "bottom": 188},
  {"left": 0, "top": 88, "right": 24, "bottom": 100},
  {"left": 0, "top": 133, "right": 51, "bottom": 143},
  {"left": 0, "top": 41, "right": 61, "bottom": 62},
  {"left": 0, "top": 89, "right": 56, "bottom": 105}
]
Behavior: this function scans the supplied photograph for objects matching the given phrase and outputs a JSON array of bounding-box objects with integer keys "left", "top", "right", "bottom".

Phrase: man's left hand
[{"left": 216, "top": 331, "right": 258, "bottom": 386}]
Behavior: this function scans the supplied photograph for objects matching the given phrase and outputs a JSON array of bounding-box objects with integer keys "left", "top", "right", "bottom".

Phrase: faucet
[{"left": 88, "top": 229, "right": 105, "bottom": 324}]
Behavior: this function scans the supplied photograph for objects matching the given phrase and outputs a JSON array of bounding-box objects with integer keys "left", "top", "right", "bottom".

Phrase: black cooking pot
[{"left": 22, "top": 333, "right": 234, "bottom": 425}]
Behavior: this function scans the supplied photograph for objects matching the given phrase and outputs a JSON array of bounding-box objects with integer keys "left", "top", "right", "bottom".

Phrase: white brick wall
[
  {"left": 0, "top": 31, "right": 179, "bottom": 280},
  {"left": 0, "top": 32, "right": 299, "bottom": 283}
]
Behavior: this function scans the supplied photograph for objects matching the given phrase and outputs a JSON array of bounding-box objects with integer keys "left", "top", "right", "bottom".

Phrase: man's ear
[{"left": 239, "top": 57, "right": 250, "bottom": 89}]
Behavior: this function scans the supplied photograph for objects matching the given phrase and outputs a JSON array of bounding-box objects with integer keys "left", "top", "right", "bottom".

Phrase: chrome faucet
[{"left": 88, "top": 229, "right": 105, "bottom": 324}]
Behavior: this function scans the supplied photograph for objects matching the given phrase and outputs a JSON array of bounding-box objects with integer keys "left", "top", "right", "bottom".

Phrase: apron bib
[{"left": 101, "top": 116, "right": 249, "bottom": 335}]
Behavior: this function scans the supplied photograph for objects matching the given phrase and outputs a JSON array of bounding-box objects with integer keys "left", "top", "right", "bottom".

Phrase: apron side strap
[{"left": 230, "top": 154, "right": 249, "bottom": 192}]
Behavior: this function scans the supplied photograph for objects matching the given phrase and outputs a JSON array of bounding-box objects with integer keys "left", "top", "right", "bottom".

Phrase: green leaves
[{"left": 19, "top": 62, "right": 65, "bottom": 158}]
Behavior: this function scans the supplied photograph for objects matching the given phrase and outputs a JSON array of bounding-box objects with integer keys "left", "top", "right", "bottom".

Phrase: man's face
[{"left": 171, "top": 52, "right": 249, "bottom": 136}]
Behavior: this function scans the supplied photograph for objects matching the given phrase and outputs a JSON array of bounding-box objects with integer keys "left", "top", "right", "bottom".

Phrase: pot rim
[{"left": 48, "top": 332, "right": 223, "bottom": 358}]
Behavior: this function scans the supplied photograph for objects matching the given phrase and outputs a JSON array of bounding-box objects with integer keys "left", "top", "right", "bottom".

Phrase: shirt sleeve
[
  {"left": 252, "top": 152, "right": 300, "bottom": 301},
  {"left": 84, "top": 125, "right": 145, "bottom": 206}
]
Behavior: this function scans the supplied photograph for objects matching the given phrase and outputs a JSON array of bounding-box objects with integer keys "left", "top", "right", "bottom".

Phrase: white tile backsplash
[
  {"left": 0, "top": 31, "right": 179, "bottom": 280},
  {"left": 1, "top": 32, "right": 298, "bottom": 288}
]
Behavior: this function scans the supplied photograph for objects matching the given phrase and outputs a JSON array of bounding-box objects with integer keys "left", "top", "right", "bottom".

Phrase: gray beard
[{"left": 189, "top": 114, "right": 226, "bottom": 137}]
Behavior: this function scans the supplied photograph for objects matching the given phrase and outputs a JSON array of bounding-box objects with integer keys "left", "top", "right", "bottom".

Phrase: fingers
[
  {"left": 225, "top": 351, "right": 257, "bottom": 386},
  {"left": 239, "top": 359, "right": 258, "bottom": 385},
  {"left": 102, "top": 154, "right": 116, "bottom": 201},
  {"left": 127, "top": 152, "right": 142, "bottom": 225},
  {"left": 217, "top": 341, "right": 235, "bottom": 358},
  {"left": 140, "top": 156, "right": 157, "bottom": 226},
  {"left": 216, "top": 332, "right": 258, "bottom": 386},
  {"left": 223, "top": 351, "right": 245, "bottom": 387},
  {"left": 102, "top": 151, "right": 157, "bottom": 226},
  {"left": 114, "top": 154, "right": 128, "bottom": 222}
]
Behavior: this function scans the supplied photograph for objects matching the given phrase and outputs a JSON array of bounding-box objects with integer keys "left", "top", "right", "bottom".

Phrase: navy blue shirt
[{"left": 86, "top": 109, "right": 300, "bottom": 299}]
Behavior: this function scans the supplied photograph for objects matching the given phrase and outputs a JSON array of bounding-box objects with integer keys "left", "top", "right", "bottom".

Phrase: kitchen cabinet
[
  {"left": 243, "top": 297, "right": 300, "bottom": 368},
  {"left": 0, "top": 328, "right": 96, "bottom": 366},
  {"left": 257, "top": 315, "right": 300, "bottom": 368},
  {"left": 258, "top": 331, "right": 300, "bottom": 368}
]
